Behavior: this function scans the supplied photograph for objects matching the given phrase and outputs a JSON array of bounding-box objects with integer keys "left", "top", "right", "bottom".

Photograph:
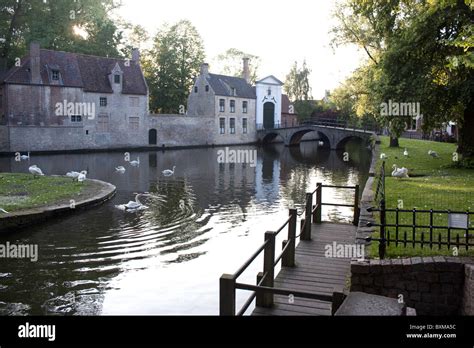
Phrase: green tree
[
  {"left": 284, "top": 60, "right": 312, "bottom": 102},
  {"left": 146, "top": 20, "right": 205, "bottom": 113},
  {"left": 0, "top": 0, "right": 123, "bottom": 70},
  {"left": 215, "top": 48, "right": 260, "bottom": 84}
]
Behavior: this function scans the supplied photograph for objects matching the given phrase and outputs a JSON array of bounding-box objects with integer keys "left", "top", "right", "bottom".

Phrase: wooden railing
[{"left": 219, "top": 182, "right": 360, "bottom": 316}]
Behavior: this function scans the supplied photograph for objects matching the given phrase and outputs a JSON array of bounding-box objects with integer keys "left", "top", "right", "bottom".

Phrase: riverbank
[
  {"left": 369, "top": 136, "right": 474, "bottom": 257},
  {"left": 0, "top": 173, "right": 116, "bottom": 233}
]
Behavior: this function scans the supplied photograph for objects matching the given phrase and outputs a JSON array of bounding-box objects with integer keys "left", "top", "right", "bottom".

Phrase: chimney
[
  {"left": 30, "top": 42, "right": 41, "bottom": 84},
  {"left": 200, "top": 63, "right": 209, "bottom": 76},
  {"left": 132, "top": 48, "right": 140, "bottom": 63},
  {"left": 242, "top": 57, "right": 250, "bottom": 84}
]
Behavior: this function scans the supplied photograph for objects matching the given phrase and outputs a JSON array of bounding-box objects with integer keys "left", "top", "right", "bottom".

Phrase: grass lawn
[
  {"left": 369, "top": 136, "right": 474, "bottom": 258},
  {"left": 0, "top": 173, "right": 86, "bottom": 213}
]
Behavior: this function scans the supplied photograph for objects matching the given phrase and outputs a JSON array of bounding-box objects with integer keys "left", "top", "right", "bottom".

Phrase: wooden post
[
  {"left": 331, "top": 289, "right": 346, "bottom": 315},
  {"left": 219, "top": 274, "right": 236, "bottom": 316},
  {"left": 282, "top": 208, "right": 297, "bottom": 267},
  {"left": 315, "top": 182, "right": 322, "bottom": 223},
  {"left": 379, "top": 198, "right": 386, "bottom": 259},
  {"left": 353, "top": 184, "right": 360, "bottom": 226},
  {"left": 256, "top": 272, "right": 264, "bottom": 307},
  {"left": 261, "top": 231, "right": 275, "bottom": 307},
  {"left": 303, "top": 193, "right": 312, "bottom": 240}
]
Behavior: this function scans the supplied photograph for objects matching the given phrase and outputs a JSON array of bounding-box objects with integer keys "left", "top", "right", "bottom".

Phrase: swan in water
[
  {"left": 20, "top": 152, "right": 30, "bottom": 160},
  {"left": 0, "top": 208, "right": 9, "bottom": 214},
  {"left": 162, "top": 166, "right": 176, "bottom": 176},
  {"left": 428, "top": 150, "right": 439, "bottom": 158},
  {"left": 29, "top": 165, "right": 44, "bottom": 178},
  {"left": 403, "top": 148, "right": 409, "bottom": 157},
  {"left": 318, "top": 141, "right": 324, "bottom": 146},
  {"left": 130, "top": 157, "right": 140, "bottom": 166},
  {"left": 115, "top": 192, "right": 166, "bottom": 212},
  {"left": 391, "top": 164, "right": 409, "bottom": 178},
  {"left": 115, "top": 166, "right": 126, "bottom": 173}
]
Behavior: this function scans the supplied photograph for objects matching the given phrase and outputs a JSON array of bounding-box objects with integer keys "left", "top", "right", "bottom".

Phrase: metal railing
[
  {"left": 219, "top": 182, "right": 360, "bottom": 316},
  {"left": 257, "top": 117, "right": 381, "bottom": 133}
]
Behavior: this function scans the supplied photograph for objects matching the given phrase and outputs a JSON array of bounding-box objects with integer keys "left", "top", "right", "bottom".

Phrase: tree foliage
[
  {"left": 284, "top": 60, "right": 312, "bottom": 102},
  {"left": 0, "top": 0, "right": 123, "bottom": 70},
  {"left": 145, "top": 20, "right": 205, "bottom": 113},
  {"left": 215, "top": 48, "right": 260, "bottom": 84}
]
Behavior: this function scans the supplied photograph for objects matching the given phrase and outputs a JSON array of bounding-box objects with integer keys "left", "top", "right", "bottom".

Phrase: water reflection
[{"left": 0, "top": 140, "right": 370, "bottom": 315}]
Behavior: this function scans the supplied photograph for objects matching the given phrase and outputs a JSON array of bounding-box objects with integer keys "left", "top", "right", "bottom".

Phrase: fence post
[
  {"left": 261, "top": 231, "right": 275, "bottom": 307},
  {"left": 219, "top": 274, "right": 236, "bottom": 316},
  {"left": 379, "top": 198, "right": 387, "bottom": 259},
  {"left": 302, "top": 193, "right": 312, "bottom": 240},
  {"left": 315, "top": 183, "right": 322, "bottom": 223},
  {"left": 353, "top": 184, "right": 360, "bottom": 226},
  {"left": 283, "top": 209, "right": 297, "bottom": 267}
]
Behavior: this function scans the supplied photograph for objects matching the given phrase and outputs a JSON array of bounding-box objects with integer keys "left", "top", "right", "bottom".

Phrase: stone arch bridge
[{"left": 257, "top": 124, "right": 374, "bottom": 149}]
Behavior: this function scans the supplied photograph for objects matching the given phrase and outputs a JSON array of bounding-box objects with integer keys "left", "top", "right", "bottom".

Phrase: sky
[{"left": 117, "top": 0, "right": 366, "bottom": 99}]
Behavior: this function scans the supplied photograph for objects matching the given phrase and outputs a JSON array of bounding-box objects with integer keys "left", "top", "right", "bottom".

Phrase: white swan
[
  {"left": 403, "top": 148, "right": 409, "bottom": 157},
  {"left": 77, "top": 171, "right": 87, "bottom": 182},
  {"left": 380, "top": 153, "right": 388, "bottom": 160},
  {"left": 66, "top": 171, "right": 80, "bottom": 179},
  {"left": 20, "top": 152, "right": 30, "bottom": 160},
  {"left": 29, "top": 165, "right": 44, "bottom": 178},
  {"left": 318, "top": 141, "right": 324, "bottom": 146},
  {"left": 115, "top": 166, "right": 126, "bottom": 173},
  {"left": 130, "top": 157, "right": 140, "bottom": 166},
  {"left": 162, "top": 166, "right": 176, "bottom": 176},
  {"left": 116, "top": 193, "right": 150, "bottom": 211},
  {"left": 0, "top": 208, "right": 9, "bottom": 214},
  {"left": 428, "top": 150, "right": 439, "bottom": 158},
  {"left": 392, "top": 164, "right": 409, "bottom": 178}
]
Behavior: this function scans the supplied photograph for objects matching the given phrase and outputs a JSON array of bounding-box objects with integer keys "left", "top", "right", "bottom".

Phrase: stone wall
[
  {"left": 351, "top": 257, "right": 474, "bottom": 315},
  {"left": 462, "top": 264, "right": 474, "bottom": 315},
  {"left": 0, "top": 125, "right": 9, "bottom": 152}
]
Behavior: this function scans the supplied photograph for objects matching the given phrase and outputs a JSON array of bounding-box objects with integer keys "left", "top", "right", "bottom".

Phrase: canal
[{"left": 0, "top": 140, "right": 371, "bottom": 315}]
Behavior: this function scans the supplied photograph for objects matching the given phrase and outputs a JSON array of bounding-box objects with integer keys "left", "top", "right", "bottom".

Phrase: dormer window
[
  {"left": 114, "top": 74, "right": 121, "bottom": 84},
  {"left": 231, "top": 87, "right": 236, "bottom": 96},
  {"left": 52, "top": 70, "right": 60, "bottom": 81}
]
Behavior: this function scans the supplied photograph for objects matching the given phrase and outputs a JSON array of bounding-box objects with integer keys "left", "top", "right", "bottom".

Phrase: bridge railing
[
  {"left": 219, "top": 182, "right": 360, "bottom": 316},
  {"left": 257, "top": 118, "right": 381, "bottom": 133}
]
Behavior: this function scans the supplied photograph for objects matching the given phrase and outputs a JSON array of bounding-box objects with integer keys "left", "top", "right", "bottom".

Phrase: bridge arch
[
  {"left": 288, "top": 129, "right": 331, "bottom": 148},
  {"left": 261, "top": 132, "right": 284, "bottom": 144},
  {"left": 335, "top": 134, "right": 369, "bottom": 150}
]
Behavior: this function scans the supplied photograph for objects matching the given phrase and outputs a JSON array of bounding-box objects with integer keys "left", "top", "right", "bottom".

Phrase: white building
[{"left": 255, "top": 76, "right": 284, "bottom": 130}]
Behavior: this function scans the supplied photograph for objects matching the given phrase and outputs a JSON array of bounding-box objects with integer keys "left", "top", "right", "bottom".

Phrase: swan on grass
[
  {"left": 77, "top": 171, "right": 87, "bottom": 182},
  {"left": 162, "top": 166, "right": 176, "bottom": 176},
  {"left": 391, "top": 164, "right": 409, "bottom": 178},
  {"left": 66, "top": 170, "right": 87, "bottom": 181},
  {"left": 29, "top": 165, "right": 44, "bottom": 178},
  {"left": 0, "top": 208, "right": 9, "bottom": 214},
  {"left": 428, "top": 150, "right": 439, "bottom": 158},
  {"left": 380, "top": 153, "right": 388, "bottom": 160},
  {"left": 403, "top": 148, "right": 409, "bottom": 157}
]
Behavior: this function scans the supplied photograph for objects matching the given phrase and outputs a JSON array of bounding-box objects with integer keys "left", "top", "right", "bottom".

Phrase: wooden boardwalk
[{"left": 252, "top": 222, "right": 356, "bottom": 316}]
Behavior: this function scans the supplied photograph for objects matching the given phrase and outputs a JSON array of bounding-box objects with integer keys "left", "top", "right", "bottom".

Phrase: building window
[
  {"left": 52, "top": 70, "right": 60, "bottom": 81},
  {"left": 114, "top": 74, "right": 121, "bottom": 84},
  {"left": 230, "top": 100, "right": 235, "bottom": 113},
  {"left": 100, "top": 97, "right": 107, "bottom": 107},
  {"left": 230, "top": 118, "right": 235, "bottom": 134},
  {"left": 219, "top": 99, "right": 225, "bottom": 112},
  {"left": 129, "top": 117, "right": 140, "bottom": 131},
  {"left": 242, "top": 118, "right": 248, "bottom": 134},
  {"left": 194, "top": 86, "right": 198, "bottom": 93},
  {"left": 242, "top": 101, "right": 248, "bottom": 114},
  {"left": 71, "top": 115, "right": 82, "bottom": 123},
  {"left": 97, "top": 114, "right": 109, "bottom": 132},
  {"left": 205, "top": 85, "right": 209, "bottom": 92},
  {"left": 219, "top": 117, "right": 225, "bottom": 134},
  {"left": 231, "top": 88, "right": 236, "bottom": 96},
  {"left": 129, "top": 97, "right": 139, "bottom": 107}
]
